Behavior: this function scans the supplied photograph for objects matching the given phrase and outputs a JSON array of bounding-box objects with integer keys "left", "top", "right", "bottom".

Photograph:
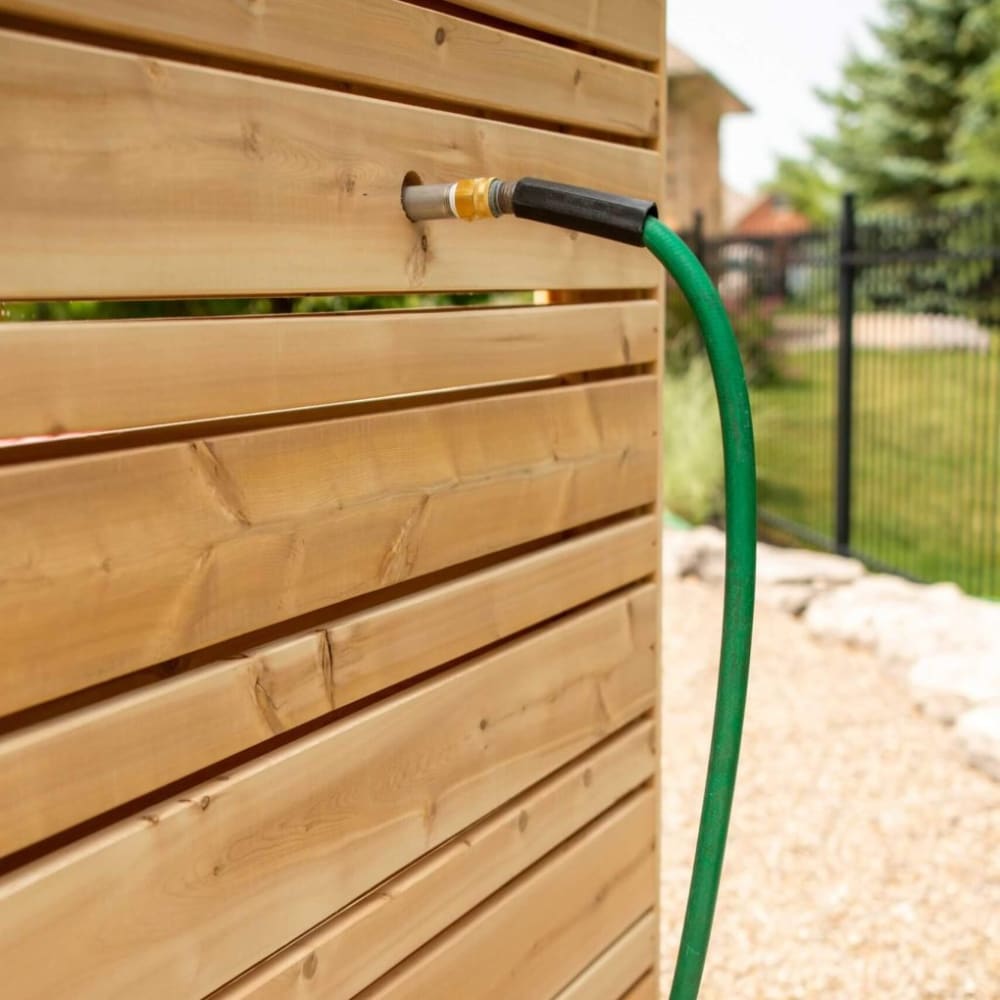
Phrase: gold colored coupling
[
  {"left": 452, "top": 177, "right": 497, "bottom": 221},
  {"left": 401, "top": 176, "right": 515, "bottom": 223}
]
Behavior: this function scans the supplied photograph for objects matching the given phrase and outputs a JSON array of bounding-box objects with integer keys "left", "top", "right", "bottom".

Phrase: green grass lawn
[{"left": 750, "top": 347, "right": 1000, "bottom": 597}]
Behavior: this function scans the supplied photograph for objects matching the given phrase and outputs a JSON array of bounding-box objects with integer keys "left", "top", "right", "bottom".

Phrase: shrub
[{"left": 662, "top": 356, "right": 724, "bottom": 524}]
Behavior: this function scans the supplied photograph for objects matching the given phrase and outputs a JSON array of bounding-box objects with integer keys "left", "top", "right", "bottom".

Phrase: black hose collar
[{"left": 511, "top": 178, "right": 658, "bottom": 246}]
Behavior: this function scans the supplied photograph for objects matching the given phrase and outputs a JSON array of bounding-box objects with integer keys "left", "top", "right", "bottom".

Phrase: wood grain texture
[
  {"left": 0, "top": 377, "right": 658, "bottom": 716},
  {"left": 455, "top": 0, "right": 663, "bottom": 61},
  {"left": 218, "top": 719, "right": 656, "bottom": 999},
  {"left": 0, "top": 300, "right": 659, "bottom": 438},
  {"left": 0, "top": 588, "right": 657, "bottom": 1000},
  {"left": 0, "top": 518, "right": 657, "bottom": 856},
  {"left": 356, "top": 788, "right": 657, "bottom": 1000},
  {"left": 551, "top": 912, "right": 656, "bottom": 1000},
  {"left": 0, "top": 28, "right": 660, "bottom": 299},
  {"left": 0, "top": 0, "right": 659, "bottom": 137}
]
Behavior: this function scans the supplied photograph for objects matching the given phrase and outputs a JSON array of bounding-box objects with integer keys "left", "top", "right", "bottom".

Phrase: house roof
[
  {"left": 733, "top": 194, "right": 812, "bottom": 237},
  {"left": 667, "top": 42, "right": 751, "bottom": 115}
]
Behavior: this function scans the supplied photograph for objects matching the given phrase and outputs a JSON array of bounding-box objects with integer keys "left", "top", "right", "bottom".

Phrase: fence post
[
  {"left": 692, "top": 209, "right": 705, "bottom": 264},
  {"left": 835, "top": 192, "right": 856, "bottom": 554}
]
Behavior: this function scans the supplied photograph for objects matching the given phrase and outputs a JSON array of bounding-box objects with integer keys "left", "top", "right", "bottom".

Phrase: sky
[{"left": 668, "top": 0, "right": 886, "bottom": 194}]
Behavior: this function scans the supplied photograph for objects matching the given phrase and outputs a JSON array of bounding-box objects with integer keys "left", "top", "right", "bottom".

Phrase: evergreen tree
[
  {"left": 948, "top": 0, "right": 1000, "bottom": 200},
  {"left": 812, "top": 0, "right": 994, "bottom": 208},
  {"left": 766, "top": 156, "right": 839, "bottom": 224}
]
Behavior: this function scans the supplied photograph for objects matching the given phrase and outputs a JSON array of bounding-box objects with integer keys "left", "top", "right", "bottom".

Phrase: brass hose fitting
[
  {"left": 453, "top": 177, "right": 496, "bottom": 221},
  {"left": 401, "top": 177, "right": 515, "bottom": 223}
]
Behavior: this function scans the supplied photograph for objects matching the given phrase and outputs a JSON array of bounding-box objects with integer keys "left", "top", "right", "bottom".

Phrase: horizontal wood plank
[
  {"left": 0, "top": 378, "right": 657, "bottom": 716},
  {"left": 0, "top": 300, "right": 659, "bottom": 438},
  {"left": 218, "top": 719, "right": 656, "bottom": 999},
  {"left": 552, "top": 912, "right": 657, "bottom": 1000},
  {"left": 0, "top": 519, "right": 657, "bottom": 856},
  {"left": 0, "top": 0, "right": 659, "bottom": 137},
  {"left": 356, "top": 788, "right": 657, "bottom": 999},
  {"left": 455, "top": 1, "right": 663, "bottom": 61},
  {"left": 0, "top": 28, "right": 660, "bottom": 299},
  {"left": 0, "top": 589, "right": 657, "bottom": 1000}
]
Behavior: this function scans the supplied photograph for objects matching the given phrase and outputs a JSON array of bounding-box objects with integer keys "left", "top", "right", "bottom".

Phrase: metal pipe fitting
[
  {"left": 401, "top": 177, "right": 514, "bottom": 223},
  {"left": 401, "top": 175, "right": 655, "bottom": 246},
  {"left": 399, "top": 182, "right": 455, "bottom": 223}
]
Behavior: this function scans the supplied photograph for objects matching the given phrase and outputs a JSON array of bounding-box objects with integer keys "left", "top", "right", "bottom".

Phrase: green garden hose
[
  {"left": 643, "top": 216, "right": 757, "bottom": 1000},
  {"left": 402, "top": 178, "right": 757, "bottom": 1000}
]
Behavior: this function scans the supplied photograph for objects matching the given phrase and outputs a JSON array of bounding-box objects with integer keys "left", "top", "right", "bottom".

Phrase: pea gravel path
[{"left": 658, "top": 576, "right": 1000, "bottom": 999}]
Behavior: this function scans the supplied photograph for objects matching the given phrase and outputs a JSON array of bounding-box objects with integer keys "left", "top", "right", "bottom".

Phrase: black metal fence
[{"left": 685, "top": 197, "right": 1000, "bottom": 598}]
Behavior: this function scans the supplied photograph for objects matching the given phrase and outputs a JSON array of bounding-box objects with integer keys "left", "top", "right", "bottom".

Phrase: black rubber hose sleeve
[{"left": 510, "top": 178, "right": 658, "bottom": 246}]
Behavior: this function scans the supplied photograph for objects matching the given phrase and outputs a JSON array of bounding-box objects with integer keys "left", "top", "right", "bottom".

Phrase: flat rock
[
  {"left": 955, "top": 705, "right": 1000, "bottom": 781},
  {"left": 757, "top": 582, "right": 818, "bottom": 616},
  {"left": 756, "top": 546, "right": 865, "bottom": 587},
  {"left": 662, "top": 525, "right": 725, "bottom": 579},
  {"left": 805, "top": 575, "right": 1000, "bottom": 665},
  {"left": 664, "top": 527, "right": 863, "bottom": 609},
  {"left": 909, "top": 653, "right": 1000, "bottom": 723}
]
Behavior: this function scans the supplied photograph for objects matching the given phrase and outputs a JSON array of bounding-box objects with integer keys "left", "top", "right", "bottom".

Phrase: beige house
[{"left": 665, "top": 43, "right": 751, "bottom": 235}]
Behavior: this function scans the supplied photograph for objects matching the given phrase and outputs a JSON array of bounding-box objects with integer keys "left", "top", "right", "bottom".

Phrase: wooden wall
[{"left": 0, "top": 2, "right": 666, "bottom": 996}]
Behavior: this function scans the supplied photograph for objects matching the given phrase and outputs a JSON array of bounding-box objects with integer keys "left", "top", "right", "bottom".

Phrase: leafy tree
[{"left": 812, "top": 0, "right": 994, "bottom": 208}]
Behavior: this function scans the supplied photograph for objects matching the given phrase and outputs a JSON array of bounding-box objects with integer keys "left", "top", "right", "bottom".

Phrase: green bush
[
  {"left": 662, "top": 356, "right": 724, "bottom": 524},
  {"left": 665, "top": 284, "right": 782, "bottom": 386},
  {"left": 1, "top": 291, "right": 521, "bottom": 323}
]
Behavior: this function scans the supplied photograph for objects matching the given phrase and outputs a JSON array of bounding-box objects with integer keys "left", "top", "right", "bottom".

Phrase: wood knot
[
  {"left": 435, "top": 27, "right": 446, "bottom": 45},
  {"left": 518, "top": 810, "right": 529, "bottom": 833},
  {"left": 303, "top": 953, "right": 319, "bottom": 980},
  {"left": 582, "top": 768, "right": 593, "bottom": 788},
  {"left": 406, "top": 230, "right": 431, "bottom": 285},
  {"left": 241, "top": 120, "right": 263, "bottom": 159}
]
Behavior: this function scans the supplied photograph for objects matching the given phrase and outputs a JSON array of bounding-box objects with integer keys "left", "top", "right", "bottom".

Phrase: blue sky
[{"left": 668, "top": 0, "right": 886, "bottom": 194}]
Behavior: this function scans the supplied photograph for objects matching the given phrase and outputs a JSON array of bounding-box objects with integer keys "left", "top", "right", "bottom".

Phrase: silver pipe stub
[{"left": 401, "top": 177, "right": 515, "bottom": 223}]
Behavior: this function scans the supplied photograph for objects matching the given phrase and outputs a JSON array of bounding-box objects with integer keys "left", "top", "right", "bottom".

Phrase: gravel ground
[{"left": 659, "top": 577, "right": 1000, "bottom": 999}]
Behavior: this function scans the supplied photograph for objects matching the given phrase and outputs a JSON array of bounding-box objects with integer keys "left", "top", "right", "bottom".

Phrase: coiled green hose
[{"left": 643, "top": 216, "right": 757, "bottom": 1000}]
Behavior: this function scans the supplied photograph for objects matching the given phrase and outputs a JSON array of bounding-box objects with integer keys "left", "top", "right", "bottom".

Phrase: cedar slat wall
[{"left": 0, "top": 1, "right": 666, "bottom": 997}]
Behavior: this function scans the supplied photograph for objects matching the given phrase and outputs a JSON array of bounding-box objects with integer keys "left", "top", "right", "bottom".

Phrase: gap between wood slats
[
  {"left": 0, "top": 522, "right": 658, "bottom": 859},
  {"left": 550, "top": 911, "right": 657, "bottom": 1000},
  {"left": 0, "top": 11, "right": 655, "bottom": 154},
  {"left": 0, "top": 505, "right": 653, "bottom": 735},
  {"left": 0, "top": 378, "right": 659, "bottom": 715},
  {"left": 0, "top": 28, "right": 660, "bottom": 299},
  {"left": 212, "top": 721, "right": 656, "bottom": 999},
  {"left": 0, "top": 1, "right": 659, "bottom": 141},
  {"left": 353, "top": 787, "right": 657, "bottom": 1000},
  {"left": 0, "top": 299, "right": 659, "bottom": 442},
  {"left": 0, "top": 588, "right": 657, "bottom": 999},
  {"left": 619, "top": 971, "right": 658, "bottom": 1000},
  {"left": 401, "top": 0, "right": 659, "bottom": 68},
  {"left": 441, "top": 0, "right": 663, "bottom": 63},
  {"left": 0, "top": 365, "right": 653, "bottom": 466},
  {"left": 0, "top": 0, "right": 660, "bottom": 69}
]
